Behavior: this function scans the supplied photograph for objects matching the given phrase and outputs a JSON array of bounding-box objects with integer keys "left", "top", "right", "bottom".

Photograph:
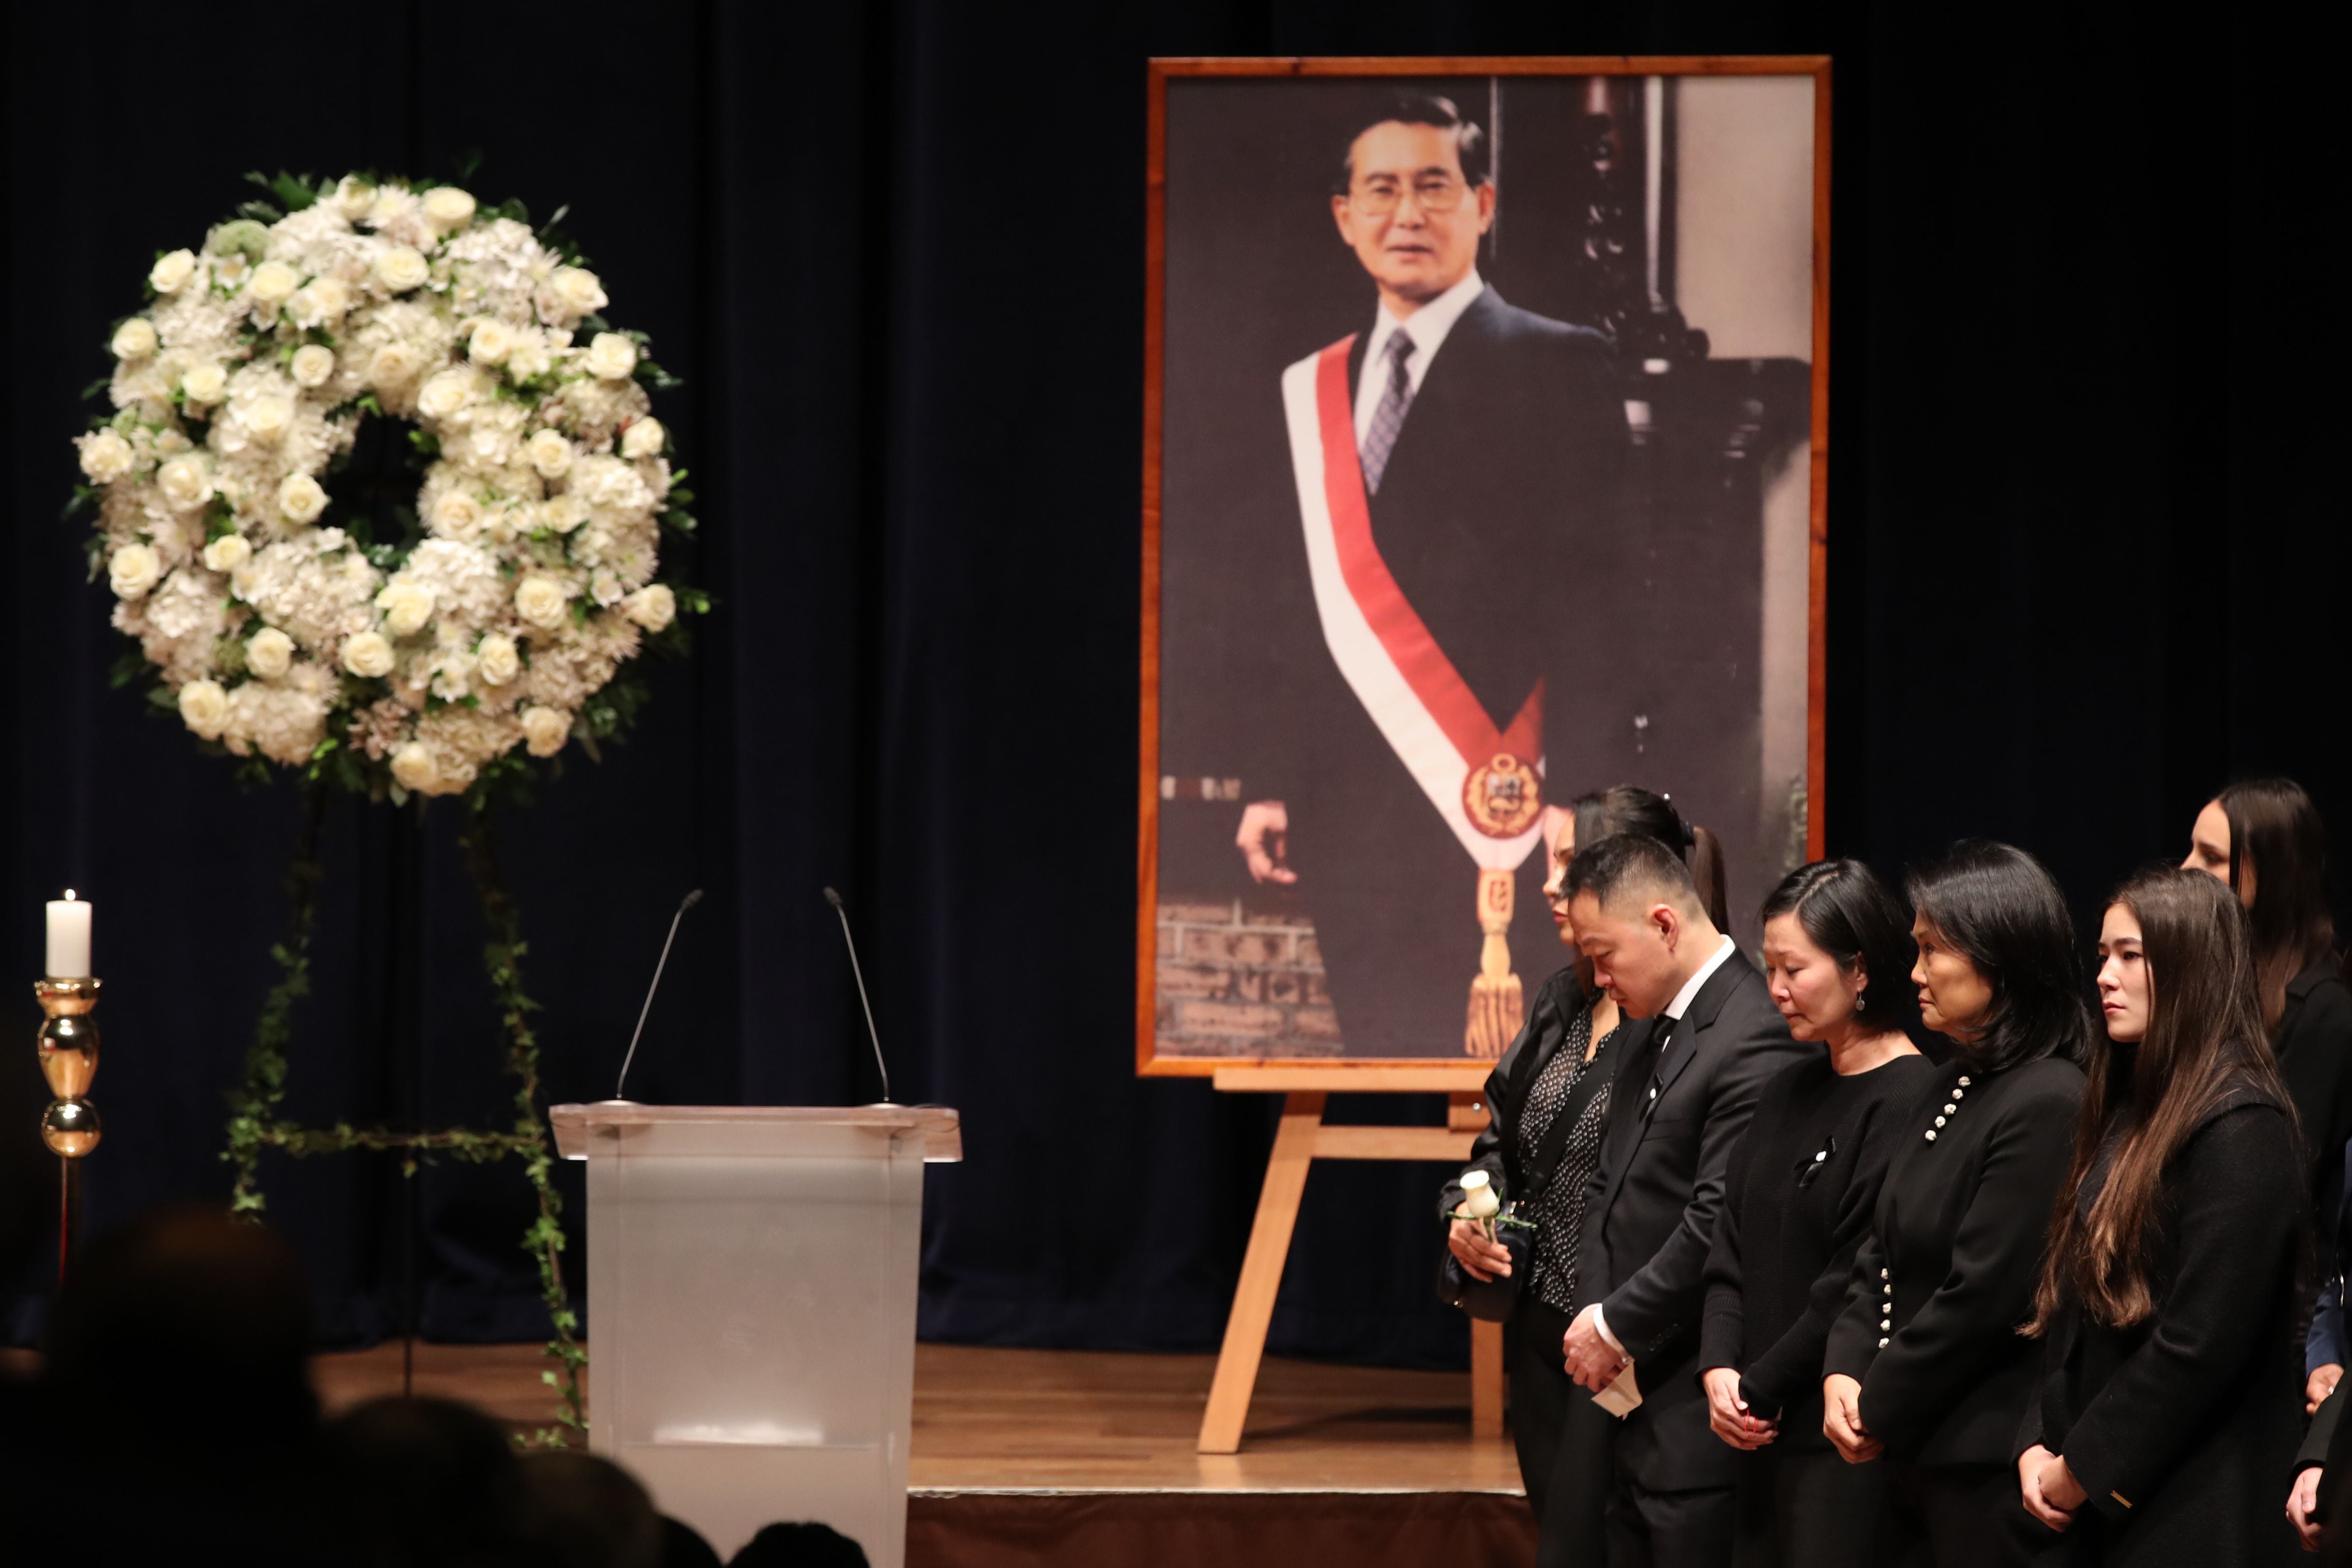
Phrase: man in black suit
[
  {"left": 1559, "top": 833, "right": 1807, "bottom": 1565},
  {"left": 1230, "top": 94, "right": 1623, "bottom": 1057}
]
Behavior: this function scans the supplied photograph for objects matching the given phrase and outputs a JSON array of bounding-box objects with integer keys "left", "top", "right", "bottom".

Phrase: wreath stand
[
  {"left": 223, "top": 780, "right": 585, "bottom": 1443},
  {"left": 1198, "top": 1063, "right": 1502, "bottom": 1454}
]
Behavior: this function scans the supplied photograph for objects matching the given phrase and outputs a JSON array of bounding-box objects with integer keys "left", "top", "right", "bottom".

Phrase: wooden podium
[
  {"left": 550, "top": 1103, "right": 961, "bottom": 1566},
  {"left": 1198, "top": 1064, "right": 1503, "bottom": 1454}
]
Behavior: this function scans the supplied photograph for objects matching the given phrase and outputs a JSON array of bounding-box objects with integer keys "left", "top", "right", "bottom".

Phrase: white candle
[{"left": 46, "top": 890, "right": 92, "bottom": 978}]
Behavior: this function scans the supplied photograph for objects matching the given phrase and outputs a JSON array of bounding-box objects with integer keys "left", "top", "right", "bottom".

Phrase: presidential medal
[{"left": 1462, "top": 752, "right": 1543, "bottom": 839}]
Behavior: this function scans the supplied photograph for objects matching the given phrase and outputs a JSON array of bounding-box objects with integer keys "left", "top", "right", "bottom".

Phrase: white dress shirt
[
  {"left": 1591, "top": 933, "right": 1740, "bottom": 1357},
  {"left": 1351, "top": 268, "right": 1486, "bottom": 447}
]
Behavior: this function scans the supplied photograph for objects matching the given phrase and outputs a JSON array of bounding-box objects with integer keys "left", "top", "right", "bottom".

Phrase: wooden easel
[{"left": 1199, "top": 1062, "right": 1506, "bottom": 1454}]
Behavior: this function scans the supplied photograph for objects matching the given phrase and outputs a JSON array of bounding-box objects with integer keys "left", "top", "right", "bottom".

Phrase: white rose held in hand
[
  {"left": 158, "top": 454, "right": 213, "bottom": 510},
  {"left": 521, "top": 706, "right": 571, "bottom": 757},
  {"left": 515, "top": 575, "right": 570, "bottom": 629},
  {"left": 246, "top": 627, "right": 296, "bottom": 679},
  {"left": 109, "top": 543, "right": 162, "bottom": 599},
  {"left": 585, "top": 332, "right": 637, "bottom": 380},
  {"left": 149, "top": 249, "right": 198, "bottom": 294},
  {"left": 341, "top": 630, "right": 395, "bottom": 678},
  {"left": 178, "top": 679, "right": 229, "bottom": 738},
  {"left": 375, "top": 581, "right": 435, "bottom": 637},
  {"left": 1459, "top": 1169, "right": 1501, "bottom": 1220},
  {"left": 71, "top": 172, "right": 688, "bottom": 796}
]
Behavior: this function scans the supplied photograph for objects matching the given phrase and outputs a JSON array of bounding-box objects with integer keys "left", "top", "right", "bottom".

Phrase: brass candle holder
[{"left": 35, "top": 977, "right": 101, "bottom": 1283}]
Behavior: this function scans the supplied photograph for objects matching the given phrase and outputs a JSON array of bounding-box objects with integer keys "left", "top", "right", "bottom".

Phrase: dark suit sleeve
[
  {"left": 2281, "top": 981, "right": 2352, "bottom": 1197},
  {"left": 1824, "top": 1223, "right": 1891, "bottom": 1385},
  {"left": 2299, "top": 1387, "right": 2340, "bottom": 1475},
  {"left": 1851, "top": 1075, "right": 2077, "bottom": 1454},
  {"left": 1601, "top": 1002, "right": 1807, "bottom": 1360},
  {"left": 2060, "top": 1104, "right": 2302, "bottom": 1523},
  {"left": 1698, "top": 1119, "right": 1752, "bottom": 1377},
  {"left": 1740, "top": 1091, "right": 1906, "bottom": 1420}
]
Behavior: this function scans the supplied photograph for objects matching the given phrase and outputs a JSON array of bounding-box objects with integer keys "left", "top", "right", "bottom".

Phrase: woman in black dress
[
  {"left": 1819, "top": 841, "right": 2088, "bottom": 1566},
  {"left": 1699, "top": 859, "right": 1931, "bottom": 1567},
  {"left": 2016, "top": 865, "right": 2303, "bottom": 1564},
  {"left": 2181, "top": 779, "right": 2352, "bottom": 1416},
  {"left": 1440, "top": 784, "right": 1719, "bottom": 1565}
]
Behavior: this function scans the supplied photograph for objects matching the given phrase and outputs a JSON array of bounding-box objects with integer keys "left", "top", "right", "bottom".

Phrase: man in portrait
[{"left": 1226, "top": 93, "right": 1625, "bottom": 1057}]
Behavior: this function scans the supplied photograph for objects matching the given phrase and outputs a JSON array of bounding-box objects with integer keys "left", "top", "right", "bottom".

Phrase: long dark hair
[
  {"left": 1905, "top": 841, "right": 2094, "bottom": 1073},
  {"left": 2030, "top": 866, "right": 2297, "bottom": 1330},
  {"left": 2217, "top": 778, "right": 2338, "bottom": 1028},
  {"left": 1760, "top": 859, "right": 1920, "bottom": 1033},
  {"left": 1571, "top": 785, "right": 1728, "bottom": 932}
]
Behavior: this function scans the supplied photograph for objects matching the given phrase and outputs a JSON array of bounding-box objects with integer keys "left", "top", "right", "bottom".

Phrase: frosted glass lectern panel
[{"left": 551, "top": 1104, "right": 960, "bottom": 1566}]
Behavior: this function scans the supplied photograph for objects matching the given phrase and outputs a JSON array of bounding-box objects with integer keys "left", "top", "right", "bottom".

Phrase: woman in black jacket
[
  {"left": 1699, "top": 858, "right": 1931, "bottom": 1567},
  {"left": 2181, "top": 779, "right": 2352, "bottom": 1416},
  {"left": 1439, "top": 785, "right": 1722, "bottom": 1564},
  {"left": 1820, "top": 841, "right": 2089, "bottom": 1566},
  {"left": 2017, "top": 865, "right": 2304, "bottom": 1564}
]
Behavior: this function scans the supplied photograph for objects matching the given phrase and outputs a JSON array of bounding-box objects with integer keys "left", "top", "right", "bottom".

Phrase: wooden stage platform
[{"left": 314, "top": 1341, "right": 1538, "bottom": 1567}]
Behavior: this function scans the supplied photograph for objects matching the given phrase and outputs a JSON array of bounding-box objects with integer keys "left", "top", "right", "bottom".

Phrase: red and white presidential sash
[{"left": 1280, "top": 335, "right": 1548, "bottom": 874}]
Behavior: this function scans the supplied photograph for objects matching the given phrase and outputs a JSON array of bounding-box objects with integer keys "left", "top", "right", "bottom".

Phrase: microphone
[
  {"left": 823, "top": 886, "right": 893, "bottom": 1106},
  {"left": 612, "top": 888, "right": 704, "bottom": 1102}
]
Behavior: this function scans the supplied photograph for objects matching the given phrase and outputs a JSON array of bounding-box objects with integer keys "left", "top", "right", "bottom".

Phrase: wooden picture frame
[{"left": 1139, "top": 57, "right": 1833, "bottom": 1077}]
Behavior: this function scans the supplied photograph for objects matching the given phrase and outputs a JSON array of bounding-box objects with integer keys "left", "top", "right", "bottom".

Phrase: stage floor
[{"left": 311, "top": 1340, "right": 1526, "bottom": 1494}]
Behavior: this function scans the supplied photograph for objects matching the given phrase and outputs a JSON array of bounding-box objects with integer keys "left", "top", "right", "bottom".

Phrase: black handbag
[{"left": 1436, "top": 1043, "right": 1600, "bottom": 1322}]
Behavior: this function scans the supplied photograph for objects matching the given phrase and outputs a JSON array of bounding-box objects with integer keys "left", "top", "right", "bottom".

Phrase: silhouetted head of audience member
[
  {"left": 662, "top": 1515, "right": 726, "bottom": 1568},
  {"left": 46, "top": 1204, "right": 315, "bottom": 1454},
  {"left": 727, "top": 1521, "right": 870, "bottom": 1568},
  {"left": 519, "top": 1448, "right": 669, "bottom": 1568},
  {"left": 326, "top": 1394, "right": 531, "bottom": 1567}
]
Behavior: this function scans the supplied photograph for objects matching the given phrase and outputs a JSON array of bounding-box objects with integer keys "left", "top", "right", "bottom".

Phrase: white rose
[
  {"left": 422, "top": 186, "right": 477, "bottom": 232},
  {"left": 149, "top": 249, "right": 198, "bottom": 294},
  {"left": 242, "top": 394, "right": 295, "bottom": 442},
  {"left": 157, "top": 454, "right": 214, "bottom": 510},
  {"left": 622, "top": 583, "right": 678, "bottom": 632},
  {"left": 288, "top": 276, "right": 351, "bottom": 328},
  {"left": 108, "top": 543, "right": 162, "bottom": 599},
  {"left": 177, "top": 679, "right": 229, "bottom": 739},
  {"left": 416, "top": 370, "right": 475, "bottom": 420},
  {"left": 374, "top": 246, "right": 430, "bottom": 292},
  {"left": 375, "top": 580, "right": 435, "bottom": 637},
  {"left": 514, "top": 575, "right": 571, "bottom": 630},
  {"left": 77, "top": 428, "right": 134, "bottom": 483},
  {"left": 542, "top": 495, "right": 588, "bottom": 533},
  {"left": 468, "top": 319, "right": 514, "bottom": 365},
  {"left": 248, "top": 260, "right": 300, "bottom": 305},
  {"left": 390, "top": 741, "right": 440, "bottom": 792},
  {"left": 290, "top": 344, "right": 337, "bottom": 388},
  {"left": 201, "top": 534, "right": 251, "bottom": 572},
  {"left": 430, "top": 490, "right": 483, "bottom": 540},
  {"left": 278, "top": 471, "right": 329, "bottom": 524},
  {"left": 620, "top": 418, "right": 666, "bottom": 460},
  {"left": 181, "top": 362, "right": 228, "bottom": 405},
  {"left": 246, "top": 627, "right": 295, "bottom": 679},
  {"left": 369, "top": 342, "right": 424, "bottom": 387},
  {"left": 475, "top": 633, "right": 521, "bottom": 686},
  {"left": 521, "top": 706, "right": 572, "bottom": 758},
  {"left": 525, "top": 429, "right": 574, "bottom": 479},
  {"left": 341, "top": 630, "right": 395, "bottom": 678},
  {"left": 334, "top": 175, "right": 375, "bottom": 218},
  {"left": 112, "top": 317, "right": 159, "bottom": 359},
  {"left": 585, "top": 332, "right": 637, "bottom": 380},
  {"left": 551, "top": 267, "right": 608, "bottom": 317}
]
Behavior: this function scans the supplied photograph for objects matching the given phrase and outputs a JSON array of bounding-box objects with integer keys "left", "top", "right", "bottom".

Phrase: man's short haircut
[
  {"left": 1565, "top": 832, "right": 1705, "bottom": 919},
  {"left": 1336, "top": 94, "right": 1492, "bottom": 193}
]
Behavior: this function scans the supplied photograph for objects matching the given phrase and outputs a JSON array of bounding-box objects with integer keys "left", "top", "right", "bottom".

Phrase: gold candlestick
[{"left": 35, "top": 977, "right": 101, "bottom": 1283}]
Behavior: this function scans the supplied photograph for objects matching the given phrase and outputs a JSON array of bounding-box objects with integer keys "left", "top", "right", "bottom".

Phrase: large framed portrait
[{"left": 1138, "top": 57, "right": 1831, "bottom": 1071}]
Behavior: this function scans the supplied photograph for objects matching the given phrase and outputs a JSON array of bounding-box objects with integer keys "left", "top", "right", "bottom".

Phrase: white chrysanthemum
[
  {"left": 233, "top": 539, "right": 380, "bottom": 650},
  {"left": 402, "top": 539, "right": 511, "bottom": 627}
]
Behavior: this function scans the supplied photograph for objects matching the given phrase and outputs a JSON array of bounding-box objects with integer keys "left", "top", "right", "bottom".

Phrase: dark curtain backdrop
[{"left": 1, "top": 2, "right": 2340, "bottom": 1366}]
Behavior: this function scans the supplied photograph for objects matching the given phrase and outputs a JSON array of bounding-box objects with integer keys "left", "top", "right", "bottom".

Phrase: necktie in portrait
[{"left": 1360, "top": 330, "right": 1417, "bottom": 493}]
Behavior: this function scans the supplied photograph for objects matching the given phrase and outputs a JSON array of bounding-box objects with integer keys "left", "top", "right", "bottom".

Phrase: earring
[{"left": 1854, "top": 989, "right": 1867, "bottom": 1013}]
